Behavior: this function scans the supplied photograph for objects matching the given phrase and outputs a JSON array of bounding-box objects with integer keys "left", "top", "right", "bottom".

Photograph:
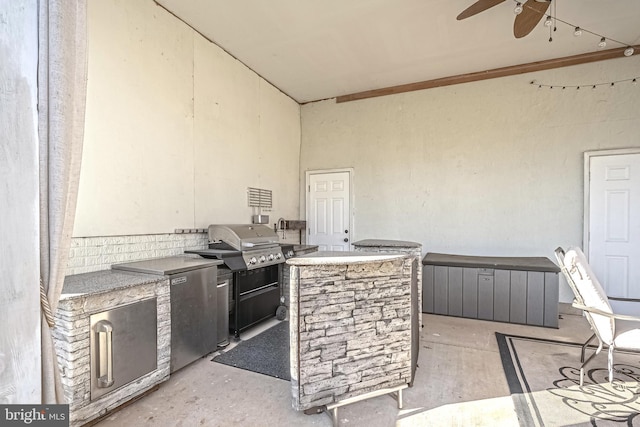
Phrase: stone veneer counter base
[
  {"left": 54, "top": 270, "right": 171, "bottom": 427},
  {"left": 287, "top": 252, "right": 415, "bottom": 412}
]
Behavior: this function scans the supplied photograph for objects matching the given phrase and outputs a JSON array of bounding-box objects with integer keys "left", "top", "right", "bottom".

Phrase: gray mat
[{"left": 213, "top": 321, "right": 290, "bottom": 381}]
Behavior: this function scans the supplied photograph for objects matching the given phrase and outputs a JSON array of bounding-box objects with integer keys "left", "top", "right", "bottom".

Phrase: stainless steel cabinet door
[
  {"left": 90, "top": 298, "right": 157, "bottom": 400},
  {"left": 170, "top": 266, "right": 218, "bottom": 372}
]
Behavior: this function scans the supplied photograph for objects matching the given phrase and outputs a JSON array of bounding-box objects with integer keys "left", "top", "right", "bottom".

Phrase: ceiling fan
[{"left": 457, "top": 0, "right": 552, "bottom": 38}]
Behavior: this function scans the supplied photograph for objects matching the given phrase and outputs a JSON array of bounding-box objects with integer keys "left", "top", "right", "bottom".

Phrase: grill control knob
[
  {"left": 268, "top": 254, "right": 275, "bottom": 261},
  {"left": 249, "top": 257, "right": 257, "bottom": 265},
  {"left": 259, "top": 255, "right": 266, "bottom": 263},
  {"left": 276, "top": 253, "right": 282, "bottom": 259},
  {"left": 287, "top": 250, "right": 294, "bottom": 258}
]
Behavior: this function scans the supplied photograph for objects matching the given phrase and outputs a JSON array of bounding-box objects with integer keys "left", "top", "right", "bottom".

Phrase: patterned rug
[{"left": 496, "top": 333, "right": 640, "bottom": 426}]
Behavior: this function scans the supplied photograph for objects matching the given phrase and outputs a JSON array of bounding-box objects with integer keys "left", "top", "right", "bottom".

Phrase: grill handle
[{"left": 242, "top": 242, "right": 278, "bottom": 248}]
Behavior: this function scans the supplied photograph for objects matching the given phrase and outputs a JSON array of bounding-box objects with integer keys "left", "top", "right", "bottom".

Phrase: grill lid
[{"left": 208, "top": 224, "right": 279, "bottom": 251}]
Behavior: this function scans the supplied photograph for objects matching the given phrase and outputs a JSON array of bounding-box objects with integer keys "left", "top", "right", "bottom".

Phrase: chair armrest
[{"left": 572, "top": 302, "right": 640, "bottom": 322}]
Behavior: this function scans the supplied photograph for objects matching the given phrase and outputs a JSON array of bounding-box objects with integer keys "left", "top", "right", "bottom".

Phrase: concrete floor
[{"left": 95, "top": 313, "right": 593, "bottom": 427}]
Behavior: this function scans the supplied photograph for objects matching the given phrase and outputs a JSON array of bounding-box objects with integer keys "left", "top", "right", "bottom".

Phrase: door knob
[{"left": 344, "top": 238, "right": 349, "bottom": 242}]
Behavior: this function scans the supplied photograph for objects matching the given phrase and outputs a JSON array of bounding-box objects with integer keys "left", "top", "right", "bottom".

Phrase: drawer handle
[{"left": 95, "top": 320, "right": 114, "bottom": 388}]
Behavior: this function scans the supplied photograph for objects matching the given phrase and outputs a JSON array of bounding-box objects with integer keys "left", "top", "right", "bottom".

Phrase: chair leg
[
  {"left": 580, "top": 341, "right": 603, "bottom": 386},
  {"left": 581, "top": 333, "right": 596, "bottom": 363},
  {"left": 607, "top": 345, "right": 615, "bottom": 384}
]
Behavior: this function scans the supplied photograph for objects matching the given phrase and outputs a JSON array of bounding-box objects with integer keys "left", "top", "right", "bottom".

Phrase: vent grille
[{"left": 247, "top": 187, "right": 272, "bottom": 209}]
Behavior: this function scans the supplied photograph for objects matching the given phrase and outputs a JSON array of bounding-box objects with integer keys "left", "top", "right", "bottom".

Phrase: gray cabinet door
[
  {"left": 448, "top": 267, "right": 463, "bottom": 316},
  {"left": 434, "top": 266, "right": 449, "bottom": 315},
  {"left": 544, "top": 272, "right": 559, "bottom": 327},
  {"left": 477, "top": 272, "right": 494, "bottom": 320},
  {"left": 462, "top": 268, "right": 478, "bottom": 318},
  {"left": 510, "top": 271, "right": 527, "bottom": 324},
  {"left": 526, "top": 272, "right": 545, "bottom": 326},
  {"left": 494, "top": 270, "right": 510, "bottom": 322},
  {"left": 423, "top": 265, "right": 434, "bottom": 313}
]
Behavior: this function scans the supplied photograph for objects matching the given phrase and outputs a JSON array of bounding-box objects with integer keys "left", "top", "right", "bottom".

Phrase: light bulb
[
  {"left": 573, "top": 27, "right": 582, "bottom": 37},
  {"left": 544, "top": 16, "right": 552, "bottom": 27},
  {"left": 598, "top": 38, "right": 606, "bottom": 49},
  {"left": 514, "top": 3, "right": 523, "bottom": 14},
  {"left": 624, "top": 47, "right": 635, "bottom": 57}
]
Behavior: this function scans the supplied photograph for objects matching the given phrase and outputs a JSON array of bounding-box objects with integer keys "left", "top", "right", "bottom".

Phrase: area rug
[
  {"left": 496, "top": 333, "right": 640, "bottom": 426},
  {"left": 213, "top": 321, "right": 290, "bottom": 381}
]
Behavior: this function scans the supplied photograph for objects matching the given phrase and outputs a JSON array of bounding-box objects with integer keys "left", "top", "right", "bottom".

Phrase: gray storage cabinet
[{"left": 422, "top": 253, "right": 560, "bottom": 328}]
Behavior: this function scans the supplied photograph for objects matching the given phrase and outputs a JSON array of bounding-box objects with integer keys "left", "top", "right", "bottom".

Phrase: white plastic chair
[{"left": 554, "top": 246, "right": 640, "bottom": 385}]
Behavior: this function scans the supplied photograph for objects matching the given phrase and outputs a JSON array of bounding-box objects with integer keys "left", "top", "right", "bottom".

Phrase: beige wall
[
  {"left": 74, "top": 0, "right": 301, "bottom": 237},
  {"left": 300, "top": 56, "right": 640, "bottom": 302}
]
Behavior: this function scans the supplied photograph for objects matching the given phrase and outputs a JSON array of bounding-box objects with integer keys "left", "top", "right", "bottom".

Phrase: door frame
[
  {"left": 305, "top": 168, "right": 354, "bottom": 249},
  {"left": 583, "top": 147, "right": 640, "bottom": 258}
]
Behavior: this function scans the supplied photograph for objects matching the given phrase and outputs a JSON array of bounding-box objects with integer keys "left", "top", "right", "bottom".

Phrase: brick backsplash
[{"left": 66, "top": 233, "right": 209, "bottom": 276}]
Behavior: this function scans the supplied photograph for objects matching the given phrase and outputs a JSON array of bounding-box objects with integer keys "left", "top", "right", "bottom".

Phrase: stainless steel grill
[
  {"left": 185, "top": 224, "right": 285, "bottom": 337},
  {"left": 208, "top": 224, "right": 284, "bottom": 270}
]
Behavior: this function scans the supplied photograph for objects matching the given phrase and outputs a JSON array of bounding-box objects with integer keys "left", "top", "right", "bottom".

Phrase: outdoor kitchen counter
[
  {"left": 286, "top": 250, "right": 406, "bottom": 265},
  {"left": 287, "top": 251, "right": 416, "bottom": 413},
  {"left": 55, "top": 270, "right": 170, "bottom": 427},
  {"left": 60, "top": 269, "right": 165, "bottom": 300}
]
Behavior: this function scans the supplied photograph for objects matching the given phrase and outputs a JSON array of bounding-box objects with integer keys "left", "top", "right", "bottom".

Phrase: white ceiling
[{"left": 156, "top": 0, "right": 640, "bottom": 103}]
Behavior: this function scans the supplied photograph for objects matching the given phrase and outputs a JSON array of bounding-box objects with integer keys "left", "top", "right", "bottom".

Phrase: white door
[
  {"left": 307, "top": 171, "right": 351, "bottom": 251},
  {"left": 588, "top": 153, "right": 640, "bottom": 298}
]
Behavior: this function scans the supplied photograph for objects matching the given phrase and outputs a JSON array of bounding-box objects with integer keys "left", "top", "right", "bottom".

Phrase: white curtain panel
[{"left": 38, "top": 0, "right": 87, "bottom": 404}]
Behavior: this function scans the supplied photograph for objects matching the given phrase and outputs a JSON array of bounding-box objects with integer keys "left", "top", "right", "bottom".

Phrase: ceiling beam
[{"left": 335, "top": 45, "right": 639, "bottom": 103}]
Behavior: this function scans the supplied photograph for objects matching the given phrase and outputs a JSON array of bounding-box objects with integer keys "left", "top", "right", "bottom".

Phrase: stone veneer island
[{"left": 286, "top": 251, "right": 417, "bottom": 421}]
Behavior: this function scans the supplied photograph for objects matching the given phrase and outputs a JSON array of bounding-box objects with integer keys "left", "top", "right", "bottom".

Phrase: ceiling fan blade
[
  {"left": 513, "top": 0, "right": 551, "bottom": 38},
  {"left": 457, "top": 0, "right": 506, "bottom": 20}
]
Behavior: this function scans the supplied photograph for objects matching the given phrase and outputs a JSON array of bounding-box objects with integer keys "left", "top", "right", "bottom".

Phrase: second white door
[{"left": 588, "top": 152, "right": 640, "bottom": 298}]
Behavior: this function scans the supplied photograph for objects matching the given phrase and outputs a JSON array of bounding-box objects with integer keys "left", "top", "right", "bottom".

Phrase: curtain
[{"left": 39, "top": 0, "right": 88, "bottom": 404}]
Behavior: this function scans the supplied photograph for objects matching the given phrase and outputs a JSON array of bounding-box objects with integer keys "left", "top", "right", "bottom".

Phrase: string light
[
  {"left": 516, "top": 0, "right": 636, "bottom": 55},
  {"left": 530, "top": 77, "right": 640, "bottom": 90}
]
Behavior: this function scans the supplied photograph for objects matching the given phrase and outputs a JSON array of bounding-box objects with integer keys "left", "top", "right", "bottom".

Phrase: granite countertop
[
  {"left": 61, "top": 269, "right": 166, "bottom": 301},
  {"left": 422, "top": 252, "right": 560, "bottom": 273},
  {"left": 287, "top": 251, "right": 407, "bottom": 266},
  {"left": 353, "top": 239, "right": 421, "bottom": 248}
]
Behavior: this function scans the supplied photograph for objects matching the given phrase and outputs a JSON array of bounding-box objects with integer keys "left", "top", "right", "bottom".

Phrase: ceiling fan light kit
[
  {"left": 624, "top": 47, "right": 635, "bottom": 56},
  {"left": 573, "top": 27, "right": 582, "bottom": 37}
]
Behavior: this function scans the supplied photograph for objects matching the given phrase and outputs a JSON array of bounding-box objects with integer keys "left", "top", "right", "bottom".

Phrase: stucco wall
[
  {"left": 74, "top": 0, "right": 301, "bottom": 237},
  {"left": 300, "top": 56, "right": 640, "bottom": 302}
]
